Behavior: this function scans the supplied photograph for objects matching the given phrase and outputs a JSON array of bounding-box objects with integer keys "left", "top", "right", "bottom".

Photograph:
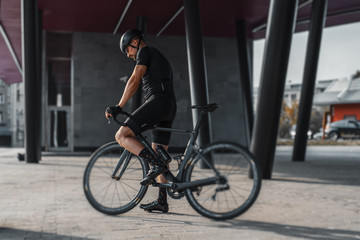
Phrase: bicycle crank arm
[
  {"left": 152, "top": 182, "right": 176, "bottom": 189},
  {"left": 173, "top": 176, "right": 223, "bottom": 191}
]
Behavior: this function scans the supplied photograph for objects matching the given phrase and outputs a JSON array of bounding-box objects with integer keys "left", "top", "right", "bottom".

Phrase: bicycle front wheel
[
  {"left": 83, "top": 141, "right": 149, "bottom": 215},
  {"left": 185, "top": 142, "right": 261, "bottom": 220}
]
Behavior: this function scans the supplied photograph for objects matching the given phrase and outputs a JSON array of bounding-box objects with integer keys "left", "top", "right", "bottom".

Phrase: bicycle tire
[
  {"left": 83, "top": 141, "right": 149, "bottom": 215},
  {"left": 184, "top": 142, "right": 261, "bottom": 220}
]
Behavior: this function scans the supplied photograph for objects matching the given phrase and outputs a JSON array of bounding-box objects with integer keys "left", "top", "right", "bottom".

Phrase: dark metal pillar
[
  {"left": 184, "top": 0, "right": 212, "bottom": 147},
  {"left": 250, "top": 0, "right": 298, "bottom": 179},
  {"left": 22, "top": 0, "right": 42, "bottom": 163},
  {"left": 292, "top": 0, "right": 327, "bottom": 162},
  {"left": 131, "top": 16, "right": 147, "bottom": 111},
  {"left": 236, "top": 20, "right": 254, "bottom": 144},
  {"left": 35, "top": 10, "right": 43, "bottom": 159}
]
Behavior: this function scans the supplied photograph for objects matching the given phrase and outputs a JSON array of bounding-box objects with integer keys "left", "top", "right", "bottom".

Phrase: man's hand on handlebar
[{"left": 105, "top": 105, "right": 122, "bottom": 119}]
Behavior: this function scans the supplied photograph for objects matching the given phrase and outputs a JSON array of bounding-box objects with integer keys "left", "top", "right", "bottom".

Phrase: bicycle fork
[{"left": 111, "top": 150, "right": 132, "bottom": 180}]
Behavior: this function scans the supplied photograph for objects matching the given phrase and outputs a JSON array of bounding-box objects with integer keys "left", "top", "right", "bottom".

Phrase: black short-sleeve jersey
[{"left": 136, "top": 46, "right": 176, "bottom": 100}]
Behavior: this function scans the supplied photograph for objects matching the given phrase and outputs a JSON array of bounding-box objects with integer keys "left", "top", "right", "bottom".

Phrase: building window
[
  {"left": 17, "top": 89, "right": 21, "bottom": 102},
  {"left": 344, "top": 115, "right": 356, "bottom": 120},
  {"left": 0, "top": 112, "right": 3, "bottom": 123},
  {"left": 0, "top": 93, "right": 4, "bottom": 104}
]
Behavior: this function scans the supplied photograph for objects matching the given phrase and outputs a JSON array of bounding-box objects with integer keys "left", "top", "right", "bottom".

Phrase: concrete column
[
  {"left": 35, "top": 10, "right": 43, "bottom": 159},
  {"left": 184, "top": 0, "right": 212, "bottom": 147},
  {"left": 21, "top": 0, "right": 42, "bottom": 163},
  {"left": 292, "top": 0, "right": 327, "bottom": 162},
  {"left": 236, "top": 19, "right": 253, "bottom": 145},
  {"left": 250, "top": 0, "right": 298, "bottom": 179}
]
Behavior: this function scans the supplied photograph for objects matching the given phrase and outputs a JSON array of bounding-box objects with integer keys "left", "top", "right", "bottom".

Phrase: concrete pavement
[{"left": 0, "top": 146, "right": 360, "bottom": 240}]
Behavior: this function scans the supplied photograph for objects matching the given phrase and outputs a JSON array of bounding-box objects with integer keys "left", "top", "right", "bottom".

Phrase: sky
[{"left": 253, "top": 22, "right": 360, "bottom": 87}]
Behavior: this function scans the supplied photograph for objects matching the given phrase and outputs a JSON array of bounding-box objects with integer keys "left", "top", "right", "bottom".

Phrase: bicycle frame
[
  {"left": 85, "top": 103, "right": 261, "bottom": 220},
  {"left": 112, "top": 110, "right": 223, "bottom": 191}
]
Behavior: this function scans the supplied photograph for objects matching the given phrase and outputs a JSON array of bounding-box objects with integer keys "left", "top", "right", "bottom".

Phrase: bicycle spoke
[
  {"left": 93, "top": 163, "right": 113, "bottom": 176},
  {"left": 83, "top": 142, "right": 148, "bottom": 215},
  {"left": 118, "top": 181, "right": 132, "bottom": 200},
  {"left": 118, "top": 179, "right": 139, "bottom": 192},
  {"left": 114, "top": 182, "right": 124, "bottom": 206},
  {"left": 185, "top": 142, "right": 261, "bottom": 220}
]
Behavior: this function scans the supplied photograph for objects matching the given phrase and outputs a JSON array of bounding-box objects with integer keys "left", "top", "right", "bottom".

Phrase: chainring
[{"left": 166, "top": 188, "right": 185, "bottom": 199}]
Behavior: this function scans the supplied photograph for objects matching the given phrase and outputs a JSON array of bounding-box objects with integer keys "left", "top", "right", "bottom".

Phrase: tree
[
  {"left": 284, "top": 101, "right": 299, "bottom": 126},
  {"left": 309, "top": 107, "right": 323, "bottom": 134},
  {"left": 351, "top": 70, "right": 360, "bottom": 79},
  {"left": 278, "top": 101, "right": 291, "bottom": 138},
  {"left": 278, "top": 101, "right": 323, "bottom": 139},
  {"left": 278, "top": 100, "right": 299, "bottom": 138}
]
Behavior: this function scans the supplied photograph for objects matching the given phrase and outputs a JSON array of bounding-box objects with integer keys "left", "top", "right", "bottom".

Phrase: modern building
[
  {"left": 0, "top": 79, "right": 24, "bottom": 147},
  {"left": 0, "top": 79, "right": 11, "bottom": 146},
  {"left": 253, "top": 79, "right": 334, "bottom": 112},
  {"left": 313, "top": 77, "right": 360, "bottom": 122},
  {"left": 10, "top": 82, "right": 25, "bottom": 147}
]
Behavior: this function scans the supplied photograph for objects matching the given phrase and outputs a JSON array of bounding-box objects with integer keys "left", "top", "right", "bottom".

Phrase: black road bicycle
[{"left": 83, "top": 103, "right": 261, "bottom": 220}]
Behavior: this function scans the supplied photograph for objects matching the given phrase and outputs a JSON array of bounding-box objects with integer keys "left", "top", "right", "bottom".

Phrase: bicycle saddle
[{"left": 191, "top": 103, "right": 218, "bottom": 112}]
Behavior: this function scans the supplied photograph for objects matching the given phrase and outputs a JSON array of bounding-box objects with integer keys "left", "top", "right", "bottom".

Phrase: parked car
[
  {"left": 313, "top": 128, "right": 324, "bottom": 140},
  {"left": 289, "top": 125, "right": 312, "bottom": 139},
  {"left": 325, "top": 119, "right": 360, "bottom": 140}
]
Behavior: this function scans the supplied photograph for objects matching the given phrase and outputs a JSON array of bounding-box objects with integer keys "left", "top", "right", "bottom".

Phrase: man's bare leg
[
  {"left": 115, "top": 126, "right": 144, "bottom": 155},
  {"left": 115, "top": 126, "right": 167, "bottom": 184}
]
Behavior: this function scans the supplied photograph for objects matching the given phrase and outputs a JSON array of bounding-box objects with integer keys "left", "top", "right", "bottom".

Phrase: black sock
[
  {"left": 158, "top": 188, "right": 167, "bottom": 204},
  {"left": 138, "top": 148, "right": 162, "bottom": 166}
]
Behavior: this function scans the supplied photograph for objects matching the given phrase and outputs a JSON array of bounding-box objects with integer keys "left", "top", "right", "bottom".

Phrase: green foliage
[
  {"left": 278, "top": 100, "right": 323, "bottom": 138},
  {"left": 278, "top": 101, "right": 298, "bottom": 138},
  {"left": 309, "top": 109, "right": 323, "bottom": 134}
]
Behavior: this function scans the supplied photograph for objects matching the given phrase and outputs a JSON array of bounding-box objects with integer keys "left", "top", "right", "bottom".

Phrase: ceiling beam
[
  {"left": 156, "top": 6, "right": 184, "bottom": 37},
  {"left": 0, "top": 23, "right": 23, "bottom": 74},
  {"left": 289, "top": 6, "right": 360, "bottom": 28},
  {"left": 113, "top": 0, "right": 133, "bottom": 35},
  {"left": 252, "top": 0, "right": 313, "bottom": 33}
]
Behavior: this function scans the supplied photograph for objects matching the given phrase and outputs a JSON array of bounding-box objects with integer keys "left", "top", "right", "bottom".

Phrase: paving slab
[{"left": 0, "top": 146, "right": 360, "bottom": 240}]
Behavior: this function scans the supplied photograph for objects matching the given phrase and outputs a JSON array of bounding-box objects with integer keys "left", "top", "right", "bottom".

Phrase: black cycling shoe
[
  {"left": 140, "top": 200, "right": 169, "bottom": 213},
  {"left": 140, "top": 165, "right": 168, "bottom": 186}
]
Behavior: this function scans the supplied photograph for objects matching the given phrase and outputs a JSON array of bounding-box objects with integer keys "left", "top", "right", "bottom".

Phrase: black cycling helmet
[{"left": 119, "top": 29, "right": 144, "bottom": 54}]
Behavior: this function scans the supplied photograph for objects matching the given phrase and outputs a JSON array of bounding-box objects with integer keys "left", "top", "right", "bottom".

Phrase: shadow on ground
[
  {"left": 273, "top": 147, "right": 360, "bottom": 186},
  {"left": 0, "top": 228, "right": 94, "bottom": 240},
  {"left": 112, "top": 216, "right": 360, "bottom": 240}
]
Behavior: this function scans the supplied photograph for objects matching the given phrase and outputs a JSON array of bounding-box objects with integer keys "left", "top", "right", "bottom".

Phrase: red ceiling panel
[
  {"left": 1, "top": 0, "right": 360, "bottom": 84},
  {"left": 0, "top": 0, "right": 22, "bottom": 85}
]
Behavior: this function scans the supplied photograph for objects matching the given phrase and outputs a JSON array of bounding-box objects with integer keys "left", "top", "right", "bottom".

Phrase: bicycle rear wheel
[
  {"left": 185, "top": 142, "right": 261, "bottom": 220},
  {"left": 83, "top": 141, "right": 149, "bottom": 215}
]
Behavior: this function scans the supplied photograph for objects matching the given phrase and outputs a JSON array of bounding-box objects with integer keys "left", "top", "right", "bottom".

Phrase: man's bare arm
[{"left": 118, "top": 64, "right": 147, "bottom": 108}]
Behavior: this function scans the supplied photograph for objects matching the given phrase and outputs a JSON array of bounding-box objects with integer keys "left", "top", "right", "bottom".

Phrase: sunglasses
[{"left": 125, "top": 44, "right": 137, "bottom": 54}]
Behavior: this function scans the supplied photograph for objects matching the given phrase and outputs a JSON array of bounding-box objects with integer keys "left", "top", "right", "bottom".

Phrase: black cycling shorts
[{"left": 124, "top": 93, "right": 177, "bottom": 145}]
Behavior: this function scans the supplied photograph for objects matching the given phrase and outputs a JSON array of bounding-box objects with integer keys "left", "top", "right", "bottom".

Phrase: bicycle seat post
[
  {"left": 193, "top": 110, "right": 206, "bottom": 137},
  {"left": 191, "top": 103, "right": 217, "bottom": 134}
]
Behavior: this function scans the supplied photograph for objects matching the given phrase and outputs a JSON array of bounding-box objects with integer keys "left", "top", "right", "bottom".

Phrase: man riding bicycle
[{"left": 105, "top": 29, "right": 177, "bottom": 213}]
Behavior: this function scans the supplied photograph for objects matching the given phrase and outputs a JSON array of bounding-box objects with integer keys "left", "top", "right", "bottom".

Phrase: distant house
[
  {"left": 253, "top": 79, "right": 334, "bottom": 113},
  {"left": 313, "top": 77, "right": 360, "bottom": 122},
  {"left": 283, "top": 83, "right": 302, "bottom": 107}
]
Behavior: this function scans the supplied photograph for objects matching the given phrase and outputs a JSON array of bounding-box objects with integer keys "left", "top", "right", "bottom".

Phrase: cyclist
[{"left": 105, "top": 29, "right": 177, "bottom": 213}]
